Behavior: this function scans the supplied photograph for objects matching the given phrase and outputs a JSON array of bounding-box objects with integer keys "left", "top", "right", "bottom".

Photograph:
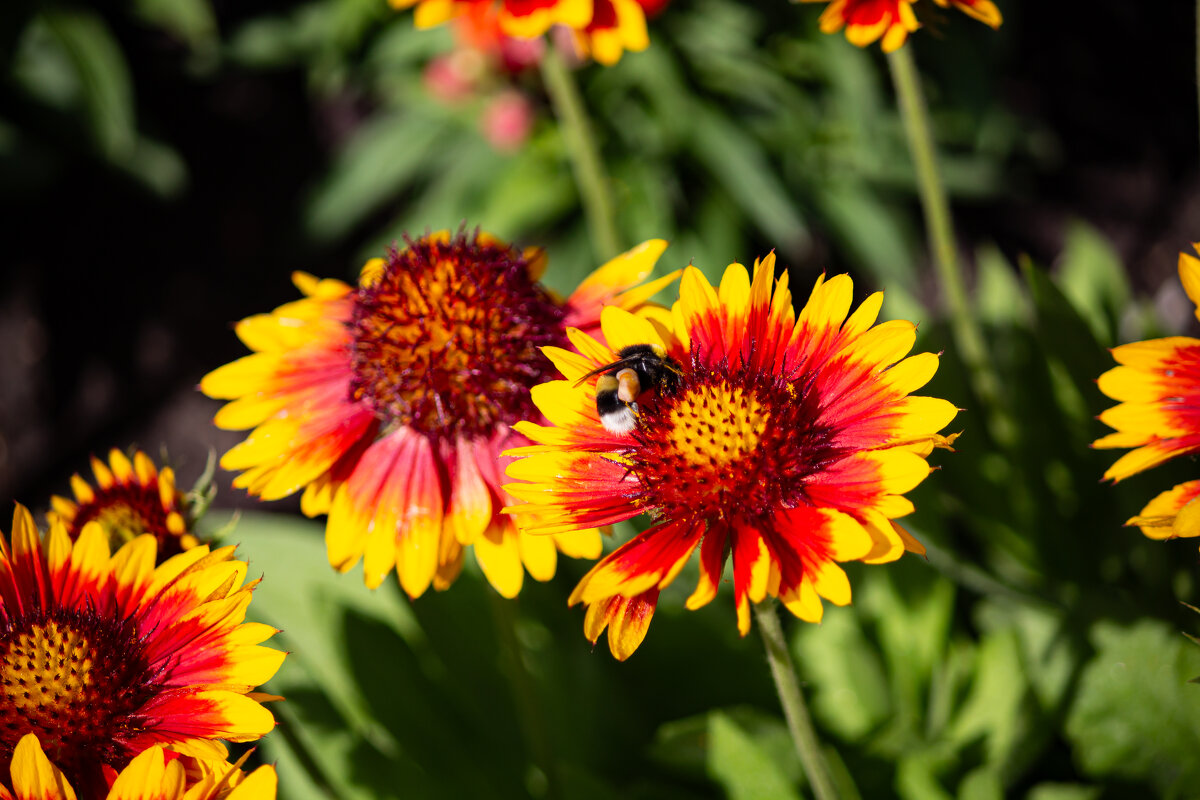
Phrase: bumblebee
[{"left": 575, "top": 343, "right": 682, "bottom": 434}]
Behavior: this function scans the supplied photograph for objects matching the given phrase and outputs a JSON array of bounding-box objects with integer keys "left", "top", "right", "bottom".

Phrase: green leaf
[
  {"left": 1055, "top": 221, "right": 1130, "bottom": 347},
  {"left": 305, "top": 110, "right": 457, "bottom": 242},
  {"left": 896, "top": 755, "right": 955, "bottom": 800},
  {"left": 974, "top": 601, "right": 1080, "bottom": 715},
  {"left": 687, "top": 105, "right": 809, "bottom": 255},
  {"left": 792, "top": 601, "right": 891, "bottom": 741},
  {"left": 1065, "top": 619, "right": 1200, "bottom": 795},
  {"left": 218, "top": 512, "right": 410, "bottom": 758},
  {"left": 707, "top": 711, "right": 802, "bottom": 800},
  {"left": 974, "top": 246, "right": 1028, "bottom": 326},
  {"left": 475, "top": 136, "right": 577, "bottom": 240},
  {"left": 1024, "top": 785, "right": 1101, "bottom": 800},
  {"left": 945, "top": 628, "right": 1029, "bottom": 777},
  {"left": 42, "top": 9, "right": 135, "bottom": 161},
  {"left": 957, "top": 768, "right": 1003, "bottom": 800},
  {"left": 132, "top": 0, "right": 217, "bottom": 58},
  {"left": 1023, "top": 257, "right": 1111, "bottom": 421},
  {"left": 813, "top": 180, "right": 919, "bottom": 296},
  {"left": 652, "top": 708, "right": 797, "bottom": 788},
  {"left": 860, "top": 562, "right": 957, "bottom": 712}
]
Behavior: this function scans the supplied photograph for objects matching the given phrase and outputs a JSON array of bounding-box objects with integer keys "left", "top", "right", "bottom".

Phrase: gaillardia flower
[
  {"left": 0, "top": 735, "right": 277, "bottom": 800},
  {"left": 201, "top": 232, "right": 677, "bottom": 599},
  {"left": 574, "top": 0, "right": 650, "bottom": 66},
  {"left": 1095, "top": 245, "right": 1200, "bottom": 543},
  {"left": 47, "top": 449, "right": 200, "bottom": 560},
  {"left": 800, "top": 0, "right": 1001, "bottom": 52},
  {"left": 0, "top": 505, "right": 283, "bottom": 796},
  {"left": 389, "top": 0, "right": 655, "bottom": 64},
  {"left": 504, "top": 256, "right": 958, "bottom": 658},
  {"left": 391, "top": 0, "right": 590, "bottom": 41}
]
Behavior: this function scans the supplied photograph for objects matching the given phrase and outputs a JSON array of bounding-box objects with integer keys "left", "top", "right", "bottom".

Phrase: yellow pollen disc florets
[
  {"left": 91, "top": 504, "right": 151, "bottom": 547},
  {"left": 667, "top": 384, "right": 769, "bottom": 470},
  {"left": 2, "top": 621, "right": 93, "bottom": 714},
  {"left": 632, "top": 364, "right": 838, "bottom": 522},
  {"left": 0, "top": 610, "right": 152, "bottom": 780}
]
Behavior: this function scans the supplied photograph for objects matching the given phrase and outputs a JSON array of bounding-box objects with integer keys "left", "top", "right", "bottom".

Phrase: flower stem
[
  {"left": 887, "top": 46, "right": 1002, "bottom": 433},
  {"left": 540, "top": 43, "right": 622, "bottom": 262},
  {"left": 754, "top": 601, "right": 840, "bottom": 800},
  {"left": 489, "top": 592, "right": 561, "bottom": 800}
]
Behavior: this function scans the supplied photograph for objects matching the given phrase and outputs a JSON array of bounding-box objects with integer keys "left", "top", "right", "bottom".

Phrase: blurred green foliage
[{"left": 8, "top": 0, "right": 1200, "bottom": 797}]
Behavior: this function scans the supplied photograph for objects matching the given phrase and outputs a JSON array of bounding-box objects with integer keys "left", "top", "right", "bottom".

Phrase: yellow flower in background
[
  {"left": 504, "top": 257, "right": 958, "bottom": 658},
  {"left": 47, "top": 449, "right": 200, "bottom": 560},
  {"left": 799, "top": 0, "right": 1001, "bottom": 53},
  {"left": 0, "top": 735, "right": 277, "bottom": 800},
  {"left": 202, "top": 231, "right": 678, "bottom": 599},
  {"left": 1095, "top": 245, "right": 1200, "bottom": 543},
  {"left": 0, "top": 505, "right": 283, "bottom": 797}
]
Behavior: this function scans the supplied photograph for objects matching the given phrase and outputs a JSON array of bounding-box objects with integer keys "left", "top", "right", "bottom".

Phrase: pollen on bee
[{"left": 616, "top": 369, "right": 642, "bottom": 403}]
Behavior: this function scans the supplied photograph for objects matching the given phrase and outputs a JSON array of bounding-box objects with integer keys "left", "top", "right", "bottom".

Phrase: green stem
[
  {"left": 540, "top": 44, "right": 622, "bottom": 262},
  {"left": 887, "top": 46, "right": 1004, "bottom": 438},
  {"left": 754, "top": 602, "right": 841, "bottom": 800},
  {"left": 489, "top": 592, "right": 561, "bottom": 800}
]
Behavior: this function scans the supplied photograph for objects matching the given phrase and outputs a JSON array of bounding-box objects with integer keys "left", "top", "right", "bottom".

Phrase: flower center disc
[
  {"left": 0, "top": 610, "right": 152, "bottom": 782},
  {"left": 666, "top": 384, "right": 769, "bottom": 470},
  {"left": 71, "top": 487, "right": 181, "bottom": 558},
  {"left": 349, "top": 234, "right": 568, "bottom": 440},
  {"left": 633, "top": 363, "right": 841, "bottom": 522}
]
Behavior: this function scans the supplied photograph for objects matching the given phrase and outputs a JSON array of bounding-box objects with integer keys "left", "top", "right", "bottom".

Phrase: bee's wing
[{"left": 572, "top": 357, "right": 637, "bottom": 387}]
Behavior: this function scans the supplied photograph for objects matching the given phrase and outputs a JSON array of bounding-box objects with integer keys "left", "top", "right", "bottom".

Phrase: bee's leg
[{"left": 616, "top": 368, "right": 641, "bottom": 403}]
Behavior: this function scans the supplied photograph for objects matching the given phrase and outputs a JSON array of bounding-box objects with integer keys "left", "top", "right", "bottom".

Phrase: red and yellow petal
[
  {"left": 499, "top": 0, "right": 592, "bottom": 38},
  {"left": 1180, "top": 245, "right": 1200, "bottom": 321},
  {"left": 931, "top": 0, "right": 1002, "bottom": 28},
  {"left": 567, "top": 240, "right": 672, "bottom": 327},
  {"left": 4, "top": 736, "right": 77, "bottom": 800},
  {"left": 1126, "top": 480, "right": 1200, "bottom": 541},
  {"left": 1094, "top": 245, "right": 1200, "bottom": 545},
  {"left": 1, "top": 736, "right": 279, "bottom": 800},
  {"left": 582, "top": 589, "right": 659, "bottom": 661},
  {"left": 573, "top": 0, "right": 649, "bottom": 65},
  {"left": 800, "top": 0, "right": 920, "bottom": 52},
  {"left": 568, "top": 519, "right": 703, "bottom": 606}
]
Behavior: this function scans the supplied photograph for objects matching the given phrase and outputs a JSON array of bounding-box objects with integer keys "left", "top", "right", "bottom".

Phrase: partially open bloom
[
  {"left": 505, "top": 257, "right": 958, "bottom": 658},
  {"left": 799, "top": 0, "right": 1001, "bottom": 52},
  {"left": 390, "top": 0, "right": 658, "bottom": 64},
  {"left": 0, "top": 504, "right": 283, "bottom": 796},
  {"left": 0, "top": 735, "right": 276, "bottom": 800},
  {"left": 47, "top": 449, "right": 200, "bottom": 560},
  {"left": 201, "top": 232, "right": 677, "bottom": 599},
  {"left": 1095, "top": 245, "right": 1200, "bottom": 544}
]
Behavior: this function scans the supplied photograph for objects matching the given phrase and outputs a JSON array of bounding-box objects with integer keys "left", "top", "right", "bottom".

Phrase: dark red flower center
[
  {"left": 630, "top": 357, "right": 846, "bottom": 523},
  {"left": 69, "top": 484, "right": 186, "bottom": 560},
  {"left": 0, "top": 608, "right": 154, "bottom": 795},
  {"left": 348, "top": 233, "right": 568, "bottom": 440}
]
